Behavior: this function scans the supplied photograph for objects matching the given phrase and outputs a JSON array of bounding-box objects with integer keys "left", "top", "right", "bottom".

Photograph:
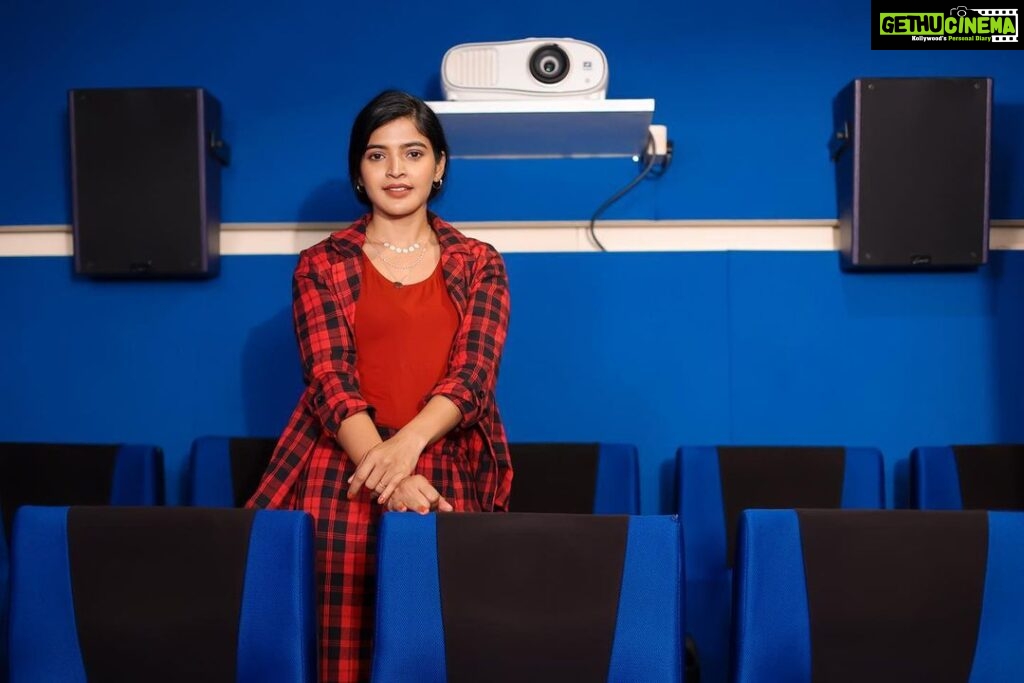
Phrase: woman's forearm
[
  {"left": 398, "top": 395, "right": 462, "bottom": 451},
  {"left": 337, "top": 411, "right": 383, "bottom": 465}
]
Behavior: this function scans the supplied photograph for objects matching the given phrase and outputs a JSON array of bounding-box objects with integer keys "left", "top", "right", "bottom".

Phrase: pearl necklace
[
  {"left": 381, "top": 240, "right": 422, "bottom": 254},
  {"left": 372, "top": 242, "right": 427, "bottom": 271},
  {"left": 367, "top": 242, "right": 428, "bottom": 288}
]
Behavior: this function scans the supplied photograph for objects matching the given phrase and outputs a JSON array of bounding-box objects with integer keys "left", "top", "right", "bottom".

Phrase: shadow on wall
[
  {"left": 992, "top": 251, "right": 1024, "bottom": 446},
  {"left": 992, "top": 103, "right": 1023, "bottom": 220},
  {"left": 660, "top": 458, "right": 678, "bottom": 514},
  {"left": 991, "top": 104, "right": 1024, "bottom": 446},
  {"left": 241, "top": 306, "right": 305, "bottom": 439},
  {"left": 237, "top": 177, "right": 364, "bottom": 439},
  {"left": 60, "top": 108, "right": 73, "bottom": 224}
]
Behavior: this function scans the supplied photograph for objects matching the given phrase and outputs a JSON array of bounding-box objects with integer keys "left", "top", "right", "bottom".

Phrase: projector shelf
[{"left": 426, "top": 99, "right": 656, "bottom": 159}]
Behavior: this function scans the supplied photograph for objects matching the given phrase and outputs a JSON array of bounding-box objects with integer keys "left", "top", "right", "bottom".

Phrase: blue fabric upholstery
[
  {"left": 236, "top": 511, "right": 318, "bottom": 683},
  {"left": 841, "top": 447, "right": 885, "bottom": 507},
  {"left": 8, "top": 506, "right": 316, "bottom": 683},
  {"left": 608, "top": 516, "right": 683, "bottom": 681},
  {"left": 188, "top": 436, "right": 235, "bottom": 506},
  {"left": 677, "top": 446, "right": 884, "bottom": 683},
  {"left": 970, "top": 512, "right": 1024, "bottom": 682},
  {"left": 678, "top": 446, "right": 729, "bottom": 683},
  {"left": 911, "top": 447, "right": 963, "bottom": 509},
  {"left": 8, "top": 507, "right": 86, "bottom": 683},
  {"left": 372, "top": 512, "right": 682, "bottom": 682},
  {"left": 731, "top": 510, "right": 810, "bottom": 683},
  {"left": 595, "top": 443, "right": 641, "bottom": 514},
  {"left": 372, "top": 513, "right": 447, "bottom": 683},
  {"left": 0, "top": 516, "right": 7, "bottom": 683},
  {"left": 110, "top": 444, "right": 165, "bottom": 505}
]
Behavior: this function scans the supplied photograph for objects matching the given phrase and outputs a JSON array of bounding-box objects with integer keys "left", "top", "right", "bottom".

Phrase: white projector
[{"left": 441, "top": 38, "right": 608, "bottom": 101}]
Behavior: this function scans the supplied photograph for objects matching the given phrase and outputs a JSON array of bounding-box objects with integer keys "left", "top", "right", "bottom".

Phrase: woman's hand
[
  {"left": 385, "top": 475, "right": 454, "bottom": 514},
  {"left": 347, "top": 431, "right": 425, "bottom": 503}
]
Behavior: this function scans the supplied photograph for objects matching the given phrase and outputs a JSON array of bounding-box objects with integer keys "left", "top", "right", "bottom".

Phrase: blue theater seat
[
  {"left": 8, "top": 506, "right": 316, "bottom": 683},
  {"left": 0, "top": 442, "right": 164, "bottom": 528},
  {"left": 0, "top": 441, "right": 163, "bottom": 681},
  {"left": 373, "top": 512, "right": 682, "bottom": 682},
  {"left": 733, "top": 509, "right": 1024, "bottom": 683},
  {"left": 187, "top": 436, "right": 278, "bottom": 507},
  {"left": 677, "top": 445, "right": 884, "bottom": 683},
  {"left": 912, "top": 444, "right": 1024, "bottom": 510},
  {"left": 508, "top": 442, "right": 640, "bottom": 514}
]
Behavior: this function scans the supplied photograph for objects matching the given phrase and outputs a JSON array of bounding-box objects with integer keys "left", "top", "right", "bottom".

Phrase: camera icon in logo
[{"left": 950, "top": 5, "right": 970, "bottom": 16}]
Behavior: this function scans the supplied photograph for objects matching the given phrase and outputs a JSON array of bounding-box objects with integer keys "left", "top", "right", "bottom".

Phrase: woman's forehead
[{"left": 367, "top": 117, "right": 429, "bottom": 146}]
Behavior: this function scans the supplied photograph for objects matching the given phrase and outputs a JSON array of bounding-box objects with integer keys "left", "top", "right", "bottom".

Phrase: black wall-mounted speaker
[
  {"left": 831, "top": 77, "right": 991, "bottom": 270},
  {"left": 69, "top": 87, "right": 227, "bottom": 278}
]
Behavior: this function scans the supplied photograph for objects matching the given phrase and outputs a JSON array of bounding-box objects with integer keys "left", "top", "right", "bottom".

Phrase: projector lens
[{"left": 529, "top": 44, "right": 569, "bottom": 84}]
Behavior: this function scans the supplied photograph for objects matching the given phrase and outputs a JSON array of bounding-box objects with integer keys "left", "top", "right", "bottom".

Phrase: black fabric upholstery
[
  {"left": 436, "top": 513, "right": 628, "bottom": 683},
  {"left": 953, "top": 444, "right": 1024, "bottom": 510},
  {"left": 67, "top": 507, "right": 256, "bottom": 683},
  {"left": 718, "top": 446, "right": 845, "bottom": 567},
  {"left": 798, "top": 510, "right": 987, "bottom": 683},
  {"left": 0, "top": 442, "right": 117, "bottom": 537},
  {"left": 507, "top": 442, "right": 599, "bottom": 513},
  {"left": 228, "top": 437, "right": 278, "bottom": 507}
]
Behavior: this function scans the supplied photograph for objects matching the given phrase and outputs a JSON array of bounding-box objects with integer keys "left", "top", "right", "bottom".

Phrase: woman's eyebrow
[{"left": 366, "top": 141, "right": 428, "bottom": 150}]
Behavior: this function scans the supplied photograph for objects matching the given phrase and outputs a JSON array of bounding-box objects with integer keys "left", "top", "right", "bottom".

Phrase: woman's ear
[{"left": 435, "top": 151, "right": 447, "bottom": 181}]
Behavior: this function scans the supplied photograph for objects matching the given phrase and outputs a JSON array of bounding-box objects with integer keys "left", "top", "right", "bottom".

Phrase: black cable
[{"left": 587, "top": 131, "right": 662, "bottom": 252}]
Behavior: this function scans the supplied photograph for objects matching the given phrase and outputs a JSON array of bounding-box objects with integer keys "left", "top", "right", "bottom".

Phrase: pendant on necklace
[{"left": 393, "top": 281, "right": 403, "bottom": 289}]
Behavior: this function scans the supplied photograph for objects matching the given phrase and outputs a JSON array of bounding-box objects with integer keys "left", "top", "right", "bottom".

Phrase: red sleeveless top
[{"left": 354, "top": 252, "right": 460, "bottom": 429}]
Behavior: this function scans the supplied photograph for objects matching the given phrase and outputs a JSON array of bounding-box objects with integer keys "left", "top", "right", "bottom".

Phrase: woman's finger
[
  {"left": 348, "top": 459, "right": 381, "bottom": 499},
  {"left": 403, "top": 487, "right": 432, "bottom": 514},
  {"left": 412, "top": 480, "right": 452, "bottom": 513},
  {"left": 377, "top": 475, "right": 406, "bottom": 505}
]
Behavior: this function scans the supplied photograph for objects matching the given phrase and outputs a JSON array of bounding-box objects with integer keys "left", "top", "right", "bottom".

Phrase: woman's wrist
[
  {"left": 349, "top": 440, "right": 383, "bottom": 466},
  {"left": 394, "top": 425, "right": 430, "bottom": 453}
]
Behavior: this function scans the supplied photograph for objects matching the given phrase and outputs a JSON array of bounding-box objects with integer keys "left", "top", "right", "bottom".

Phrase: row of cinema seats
[
  {"left": 187, "top": 438, "right": 640, "bottom": 513},
  {"left": 2, "top": 440, "right": 1024, "bottom": 679},
  {"left": 0, "top": 439, "right": 637, "bottom": 682},
  {"left": 7, "top": 506, "right": 1024, "bottom": 681}
]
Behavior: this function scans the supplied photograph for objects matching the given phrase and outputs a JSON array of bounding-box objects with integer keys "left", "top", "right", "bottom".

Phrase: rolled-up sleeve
[
  {"left": 293, "top": 253, "right": 369, "bottom": 438},
  {"left": 430, "top": 244, "right": 510, "bottom": 429}
]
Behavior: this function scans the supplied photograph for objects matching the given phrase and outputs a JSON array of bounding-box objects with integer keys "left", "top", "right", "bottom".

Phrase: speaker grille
[{"left": 834, "top": 78, "right": 991, "bottom": 269}]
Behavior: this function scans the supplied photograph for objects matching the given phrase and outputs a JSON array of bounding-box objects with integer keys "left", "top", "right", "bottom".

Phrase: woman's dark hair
[{"left": 348, "top": 90, "right": 450, "bottom": 207}]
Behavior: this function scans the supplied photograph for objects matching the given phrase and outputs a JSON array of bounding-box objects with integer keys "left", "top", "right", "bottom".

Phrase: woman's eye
[
  {"left": 407, "top": 150, "right": 423, "bottom": 159},
  {"left": 367, "top": 152, "right": 384, "bottom": 161}
]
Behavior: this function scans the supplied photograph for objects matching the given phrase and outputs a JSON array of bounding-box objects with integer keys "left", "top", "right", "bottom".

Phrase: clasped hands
[{"left": 347, "top": 435, "right": 452, "bottom": 514}]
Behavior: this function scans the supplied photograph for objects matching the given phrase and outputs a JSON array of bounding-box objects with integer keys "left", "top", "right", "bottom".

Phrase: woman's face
[{"left": 359, "top": 116, "right": 445, "bottom": 220}]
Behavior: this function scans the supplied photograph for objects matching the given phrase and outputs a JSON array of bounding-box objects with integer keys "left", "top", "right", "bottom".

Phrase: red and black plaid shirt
[{"left": 250, "top": 212, "right": 512, "bottom": 512}]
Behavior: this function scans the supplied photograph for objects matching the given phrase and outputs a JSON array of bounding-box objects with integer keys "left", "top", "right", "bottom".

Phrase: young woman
[{"left": 247, "top": 90, "right": 513, "bottom": 682}]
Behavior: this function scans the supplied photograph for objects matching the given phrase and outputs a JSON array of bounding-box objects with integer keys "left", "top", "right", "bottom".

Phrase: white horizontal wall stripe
[{"left": 2, "top": 220, "right": 1023, "bottom": 257}]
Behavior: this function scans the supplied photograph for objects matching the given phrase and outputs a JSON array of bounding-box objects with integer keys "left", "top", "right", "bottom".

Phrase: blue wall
[
  {"left": 2, "top": 0, "right": 1022, "bottom": 223},
  {"left": 3, "top": 252, "right": 1024, "bottom": 509},
  {"left": 1, "top": 0, "right": 1023, "bottom": 509}
]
